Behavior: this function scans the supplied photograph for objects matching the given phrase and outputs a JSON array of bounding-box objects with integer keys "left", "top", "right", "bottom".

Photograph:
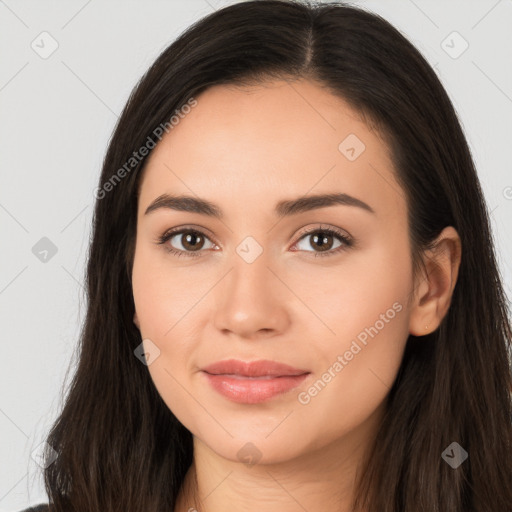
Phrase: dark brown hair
[{"left": 41, "top": 1, "right": 512, "bottom": 511}]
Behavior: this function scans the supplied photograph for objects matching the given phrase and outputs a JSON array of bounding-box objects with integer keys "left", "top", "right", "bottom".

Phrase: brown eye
[
  {"left": 157, "top": 228, "right": 216, "bottom": 258},
  {"left": 293, "top": 226, "right": 353, "bottom": 258},
  {"left": 177, "top": 231, "right": 206, "bottom": 251},
  {"left": 309, "top": 232, "right": 335, "bottom": 252}
]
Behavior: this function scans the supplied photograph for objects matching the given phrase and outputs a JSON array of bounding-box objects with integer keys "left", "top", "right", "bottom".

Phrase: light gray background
[{"left": 1, "top": 0, "right": 511, "bottom": 510}]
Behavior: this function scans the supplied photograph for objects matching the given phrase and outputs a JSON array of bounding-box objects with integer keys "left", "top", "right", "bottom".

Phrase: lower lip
[{"left": 202, "top": 372, "right": 310, "bottom": 404}]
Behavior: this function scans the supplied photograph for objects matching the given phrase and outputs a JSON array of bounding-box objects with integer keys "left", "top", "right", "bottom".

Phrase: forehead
[{"left": 137, "top": 79, "right": 403, "bottom": 220}]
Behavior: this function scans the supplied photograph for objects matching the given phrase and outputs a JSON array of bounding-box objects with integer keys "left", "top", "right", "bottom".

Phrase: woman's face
[{"left": 132, "top": 79, "right": 415, "bottom": 465}]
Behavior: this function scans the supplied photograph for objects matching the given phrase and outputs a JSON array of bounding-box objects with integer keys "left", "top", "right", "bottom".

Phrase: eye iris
[
  {"left": 182, "top": 232, "right": 204, "bottom": 251},
  {"left": 311, "top": 232, "right": 334, "bottom": 252}
]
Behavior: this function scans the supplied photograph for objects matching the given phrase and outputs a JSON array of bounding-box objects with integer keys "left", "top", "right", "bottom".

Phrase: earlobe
[
  {"left": 408, "top": 226, "right": 461, "bottom": 336},
  {"left": 133, "top": 311, "right": 140, "bottom": 329}
]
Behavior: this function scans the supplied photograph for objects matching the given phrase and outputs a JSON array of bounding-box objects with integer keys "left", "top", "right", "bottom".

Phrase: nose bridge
[
  {"left": 225, "top": 242, "right": 274, "bottom": 304},
  {"left": 226, "top": 225, "right": 274, "bottom": 288},
  {"left": 212, "top": 240, "right": 289, "bottom": 336}
]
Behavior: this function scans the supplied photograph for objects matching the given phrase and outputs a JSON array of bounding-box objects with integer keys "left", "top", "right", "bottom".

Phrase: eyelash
[{"left": 155, "top": 224, "right": 353, "bottom": 259}]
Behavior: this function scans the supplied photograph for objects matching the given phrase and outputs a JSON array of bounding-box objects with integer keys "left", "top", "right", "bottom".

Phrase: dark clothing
[{"left": 20, "top": 506, "right": 50, "bottom": 512}]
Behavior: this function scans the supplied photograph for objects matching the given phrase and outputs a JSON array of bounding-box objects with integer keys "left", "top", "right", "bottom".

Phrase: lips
[
  {"left": 201, "top": 359, "right": 311, "bottom": 404},
  {"left": 201, "top": 359, "right": 309, "bottom": 378}
]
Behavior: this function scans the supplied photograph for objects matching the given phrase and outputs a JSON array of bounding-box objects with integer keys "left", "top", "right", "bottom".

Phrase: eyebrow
[{"left": 144, "top": 192, "right": 375, "bottom": 218}]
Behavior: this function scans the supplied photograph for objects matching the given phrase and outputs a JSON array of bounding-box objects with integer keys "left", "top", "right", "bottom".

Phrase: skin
[{"left": 131, "top": 78, "right": 461, "bottom": 512}]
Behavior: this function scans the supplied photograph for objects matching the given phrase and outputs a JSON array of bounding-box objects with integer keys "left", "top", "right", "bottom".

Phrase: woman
[{"left": 22, "top": 0, "right": 512, "bottom": 511}]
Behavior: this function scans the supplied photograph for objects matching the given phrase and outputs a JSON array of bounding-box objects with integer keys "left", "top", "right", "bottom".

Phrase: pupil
[
  {"left": 313, "top": 233, "right": 333, "bottom": 251},
  {"left": 184, "top": 233, "right": 202, "bottom": 250}
]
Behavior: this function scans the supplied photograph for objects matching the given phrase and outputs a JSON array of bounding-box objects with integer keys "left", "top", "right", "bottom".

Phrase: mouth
[{"left": 200, "top": 359, "right": 311, "bottom": 403}]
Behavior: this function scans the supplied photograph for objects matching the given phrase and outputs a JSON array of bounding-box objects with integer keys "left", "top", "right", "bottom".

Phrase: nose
[{"left": 212, "top": 251, "right": 291, "bottom": 340}]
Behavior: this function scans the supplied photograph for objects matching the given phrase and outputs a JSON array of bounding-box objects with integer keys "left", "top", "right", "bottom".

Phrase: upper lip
[{"left": 202, "top": 359, "right": 310, "bottom": 377}]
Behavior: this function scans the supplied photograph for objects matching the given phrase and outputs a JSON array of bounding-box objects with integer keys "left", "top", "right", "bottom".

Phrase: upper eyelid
[{"left": 295, "top": 224, "right": 351, "bottom": 240}]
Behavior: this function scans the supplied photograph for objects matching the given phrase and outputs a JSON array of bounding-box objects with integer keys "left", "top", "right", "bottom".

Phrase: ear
[
  {"left": 133, "top": 311, "right": 140, "bottom": 330},
  {"left": 409, "top": 226, "right": 461, "bottom": 336}
]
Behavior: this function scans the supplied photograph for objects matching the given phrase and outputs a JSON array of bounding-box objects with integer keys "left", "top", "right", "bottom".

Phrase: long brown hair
[{"left": 42, "top": 1, "right": 512, "bottom": 511}]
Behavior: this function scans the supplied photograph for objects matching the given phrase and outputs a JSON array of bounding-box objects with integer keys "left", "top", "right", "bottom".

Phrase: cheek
[
  {"left": 131, "top": 242, "right": 210, "bottom": 405},
  {"left": 132, "top": 241, "right": 201, "bottom": 338},
  {"left": 290, "top": 305, "right": 410, "bottom": 451},
  {"left": 284, "top": 230, "right": 412, "bottom": 349},
  {"left": 295, "top": 308, "right": 409, "bottom": 448},
  {"left": 132, "top": 254, "right": 202, "bottom": 424},
  {"left": 290, "top": 238, "right": 412, "bottom": 415}
]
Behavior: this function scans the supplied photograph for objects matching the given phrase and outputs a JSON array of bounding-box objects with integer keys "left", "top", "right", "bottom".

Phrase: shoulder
[{"left": 19, "top": 505, "right": 50, "bottom": 512}]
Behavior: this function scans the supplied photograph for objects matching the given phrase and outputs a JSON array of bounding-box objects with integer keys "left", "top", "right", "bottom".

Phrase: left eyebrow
[
  {"left": 144, "top": 192, "right": 376, "bottom": 218},
  {"left": 275, "top": 192, "right": 375, "bottom": 217}
]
